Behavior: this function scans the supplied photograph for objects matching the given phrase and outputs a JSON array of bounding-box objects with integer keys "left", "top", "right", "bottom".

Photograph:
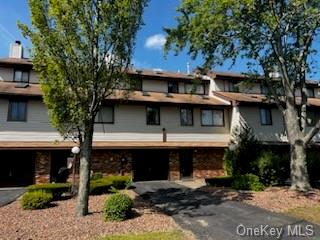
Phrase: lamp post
[{"left": 71, "top": 146, "right": 80, "bottom": 195}]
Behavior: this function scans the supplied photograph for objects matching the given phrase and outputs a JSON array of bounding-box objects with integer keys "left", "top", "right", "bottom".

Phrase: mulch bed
[
  {"left": 200, "top": 186, "right": 320, "bottom": 212},
  {"left": 0, "top": 190, "right": 180, "bottom": 240}
]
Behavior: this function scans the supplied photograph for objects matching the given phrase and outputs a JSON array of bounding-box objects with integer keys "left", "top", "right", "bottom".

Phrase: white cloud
[{"left": 145, "top": 34, "right": 166, "bottom": 50}]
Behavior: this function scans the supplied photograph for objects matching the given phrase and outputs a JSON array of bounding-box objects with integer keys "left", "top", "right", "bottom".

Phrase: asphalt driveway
[
  {"left": 133, "top": 181, "right": 320, "bottom": 240},
  {"left": 0, "top": 188, "right": 25, "bottom": 207}
]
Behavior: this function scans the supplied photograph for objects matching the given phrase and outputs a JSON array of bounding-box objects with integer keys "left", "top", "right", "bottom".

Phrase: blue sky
[{"left": 0, "top": 0, "right": 319, "bottom": 79}]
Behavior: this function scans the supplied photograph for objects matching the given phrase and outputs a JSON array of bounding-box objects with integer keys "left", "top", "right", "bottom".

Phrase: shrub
[
  {"left": 107, "top": 175, "right": 132, "bottom": 189},
  {"left": 90, "top": 179, "right": 113, "bottom": 195},
  {"left": 307, "top": 150, "right": 320, "bottom": 186},
  {"left": 91, "top": 172, "right": 103, "bottom": 181},
  {"left": 224, "top": 124, "right": 261, "bottom": 176},
  {"left": 27, "top": 183, "right": 71, "bottom": 199},
  {"left": 21, "top": 191, "right": 53, "bottom": 210},
  {"left": 104, "top": 193, "right": 133, "bottom": 221},
  {"left": 231, "top": 174, "right": 265, "bottom": 191},
  {"left": 90, "top": 175, "right": 132, "bottom": 195},
  {"left": 205, "top": 176, "right": 234, "bottom": 187}
]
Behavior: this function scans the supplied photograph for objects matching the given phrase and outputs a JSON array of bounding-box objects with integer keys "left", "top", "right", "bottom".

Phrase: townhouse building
[{"left": 0, "top": 41, "right": 319, "bottom": 187}]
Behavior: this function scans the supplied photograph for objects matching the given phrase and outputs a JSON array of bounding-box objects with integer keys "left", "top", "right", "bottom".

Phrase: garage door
[
  {"left": 0, "top": 151, "right": 35, "bottom": 187},
  {"left": 132, "top": 150, "right": 169, "bottom": 181}
]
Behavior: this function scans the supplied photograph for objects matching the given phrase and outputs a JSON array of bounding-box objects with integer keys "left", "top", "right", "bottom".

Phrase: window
[
  {"left": 201, "top": 109, "right": 224, "bottom": 126},
  {"left": 224, "top": 80, "right": 239, "bottom": 92},
  {"left": 7, "top": 100, "right": 27, "bottom": 121},
  {"left": 14, "top": 69, "right": 30, "bottom": 82},
  {"left": 146, "top": 106, "right": 160, "bottom": 125},
  {"left": 260, "top": 108, "right": 272, "bottom": 125},
  {"left": 307, "top": 110, "right": 320, "bottom": 126},
  {"left": 307, "top": 88, "right": 315, "bottom": 98},
  {"left": 95, "top": 106, "right": 114, "bottom": 123},
  {"left": 185, "top": 83, "right": 205, "bottom": 94},
  {"left": 180, "top": 108, "right": 193, "bottom": 126},
  {"left": 130, "top": 76, "right": 142, "bottom": 91},
  {"left": 168, "top": 81, "right": 178, "bottom": 93},
  {"left": 261, "top": 84, "right": 269, "bottom": 95}
]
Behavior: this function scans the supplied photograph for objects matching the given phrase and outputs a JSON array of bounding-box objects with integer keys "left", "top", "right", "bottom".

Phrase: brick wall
[
  {"left": 169, "top": 150, "right": 180, "bottom": 180},
  {"left": 91, "top": 150, "right": 132, "bottom": 176},
  {"left": 35, "top": 151, "right": 51, "bottom": 184},
  {"left": 193, "top": 148, "right": 225, "bottom": 179}
]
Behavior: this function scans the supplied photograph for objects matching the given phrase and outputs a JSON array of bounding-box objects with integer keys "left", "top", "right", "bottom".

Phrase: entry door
[{"left": 179, "top": 150, "right": 193, "bottom": 179}]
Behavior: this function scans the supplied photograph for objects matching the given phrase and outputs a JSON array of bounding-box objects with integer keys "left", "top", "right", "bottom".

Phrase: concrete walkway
[
  {"left": 133, "top": 181, "right": 320, "bottom": 240},
  {"left": 0, "top": 188, "right": 25, "bottom": 207}
]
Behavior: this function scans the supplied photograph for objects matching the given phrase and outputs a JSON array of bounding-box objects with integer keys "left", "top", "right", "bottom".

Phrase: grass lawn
[
  {"left": 285, "top": 205, "right": 320, "bottom": 224},
  {"left": 98, "top": 231, "right": 186, "bottom": 240}
]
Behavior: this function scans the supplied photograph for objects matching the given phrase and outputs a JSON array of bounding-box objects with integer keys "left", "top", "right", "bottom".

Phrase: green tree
[
  {"left": 19, "top": 0, "right": 147, "bottom": 216},
  {"left": 165, "top": 0, "right": 320, "bottom": 191}
]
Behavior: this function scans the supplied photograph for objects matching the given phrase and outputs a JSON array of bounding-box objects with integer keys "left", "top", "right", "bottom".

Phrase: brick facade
[
  {"left": 35, "top": 151, "right": 51, "bottom": 184},
  {"left": 91, "top": 150, "right": 132, "bottom": 176},
  {"left": 193, "top": 148, "right": 225, "bottom": 179},
  {"left": 168, "top": 150, "right": 180, "bottom": 180},
  {"left": 33, "top": 148, "right": 225, "bottom": 184}
]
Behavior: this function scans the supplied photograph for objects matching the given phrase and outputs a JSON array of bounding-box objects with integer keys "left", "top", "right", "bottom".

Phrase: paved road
[
  {"left": 0, "top": 188, "right": 25, "bottom": 207},
  {"left": 133, "top": 181, "right": 320, "bottom": 240}
]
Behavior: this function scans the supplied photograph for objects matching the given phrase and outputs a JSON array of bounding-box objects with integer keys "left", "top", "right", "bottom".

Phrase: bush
[
  {"left": 91, "top": 172, "right": 103, "bottom": 181},
  {"left": 205, "top": 176, "right": 234, "bottom": 187},
  {"left": 307, "top": 150, "right": 320, "bottom": 186},
  {"left": 224, "top": 124, "right": 261, "bottom": 176},
  {"left": 90, "top": 175, "right": 132, "bottom": 195},
  {"left": 104, "top": 193, "right": 133, "bottom": 221},
  {"left": 90, "top": 178, "right": 113, "bottom": 195},
  {"left": 231, "top": 174, "right": 265, "bottom": 191},
  {"left": 21, "top": 191, "right": 53, "bottom": 210},
  {"left": 27, "top": 183, "right": 71, "bottom": 199}
]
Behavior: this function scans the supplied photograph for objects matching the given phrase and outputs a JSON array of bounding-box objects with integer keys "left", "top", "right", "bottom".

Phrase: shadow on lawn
[{"left": 135, "top": 186, "right": 254, "bottom": 217}]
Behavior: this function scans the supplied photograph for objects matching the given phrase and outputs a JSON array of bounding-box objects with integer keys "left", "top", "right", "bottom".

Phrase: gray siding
[
  {"left": 238, "top": 106, "right": 286, "bottom": 142},
  {"left": 0, "top": 98, "right": 230, "bottom": 142},
  {"left": 142, "top": 79, "right": 167, "bottom": 92}
]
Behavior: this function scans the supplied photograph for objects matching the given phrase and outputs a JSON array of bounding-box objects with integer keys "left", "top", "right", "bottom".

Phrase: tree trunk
[
  {"left": 76, "top": 121, "right": 94, "bottom": 217},
  {"left": 290, "top": 141, "right": 311, "bottom": 191},
  {"left": 284, "top": 105, "right": 311, "bottom": 192}
]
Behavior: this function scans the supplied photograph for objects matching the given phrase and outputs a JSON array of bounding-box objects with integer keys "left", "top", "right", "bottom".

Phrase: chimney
[{"left": 9, "top": 41, "right": 23, "bottom": 59}]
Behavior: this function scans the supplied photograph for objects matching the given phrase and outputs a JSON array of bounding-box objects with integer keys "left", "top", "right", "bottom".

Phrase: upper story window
[
  {"left": 201, "top": 109, "right": 224, "bottom": 126},
  {"left": 223, "top": 80, "right": 239, "bottom": 92},
  {"left": 14, "top": 69, "right": 30, "bottom": 83},
  {"left": 95, "top": 106, "right": 114, "bottom": 123},
  {"left": 307, "top": 88, "right": 315, "bottom": 98},
  {"left": 7, "top": 100, "right": 27, "bottom": 122},
  {"left": 168, "top": 81, "right": 178, "bottom": 93},
  {"left": 185, "top": 83, "right": 205, "bottom": 94},
  {"left": 180, "top": 108, "right": 193, "bottom": 126},
  {"left": 260, "top": 107, "right": 272, "bottom": 125},
  {"left": 130, "top": 76, "right": 142, "bottom": 91},
  {"left": 146, "top": 106, "right": 160, "bottom": 125},
  {"left": 261, "top": 84, "right": 269, "bottom": 95}
]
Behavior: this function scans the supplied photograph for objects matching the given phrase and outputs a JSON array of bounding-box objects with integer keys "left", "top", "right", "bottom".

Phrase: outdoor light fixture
[
  {"left": 71, "top": 146, "right": 80, "bottom": 155},
  {"left": 71, "top": 146, "right": 80, "bottom": 195}
]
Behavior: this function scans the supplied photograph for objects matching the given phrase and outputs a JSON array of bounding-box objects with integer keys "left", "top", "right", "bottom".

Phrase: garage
[
  {"left": 0, "top": 151, "right": 35, "bottom": 187},
  {"left": 132, "top": 149, "right": 169, "bottom": 181}
]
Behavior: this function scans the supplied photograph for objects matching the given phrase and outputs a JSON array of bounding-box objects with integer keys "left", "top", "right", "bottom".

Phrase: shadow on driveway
[{"left": 133, "top": 181, "right": 320, "bottom": 240}]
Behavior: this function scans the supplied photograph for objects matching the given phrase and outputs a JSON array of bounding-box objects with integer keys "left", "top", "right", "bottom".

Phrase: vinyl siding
[
  {"left": 238, "top": 106, "right": 286, "bottom": 142},
  {"left": 142, "top": 79, "right": 167, "bottom": 92},
  {"left": 0, "top": 67, "right": 13, "bottom": 81},
  {"left": 0, "top": 98, "right": 230, "bottom": 142}
]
